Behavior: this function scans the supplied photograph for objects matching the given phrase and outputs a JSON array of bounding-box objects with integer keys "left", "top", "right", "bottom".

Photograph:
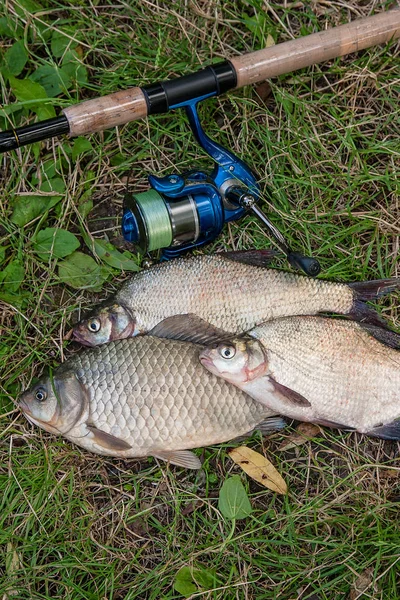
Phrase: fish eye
[
  {"left": 218, "top": 345, "right": 236, "bottom": 360},
  {"left": 87, "top": 318, "right": 101, "bottom": 333},
  {"left": 35, "top": 387, "right": 47, "bottom": 402}
]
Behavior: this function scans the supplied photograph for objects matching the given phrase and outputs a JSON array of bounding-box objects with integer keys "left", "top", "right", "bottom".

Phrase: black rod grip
[{"left": 0, "top": 115, "right": 70, "bottom": 153}]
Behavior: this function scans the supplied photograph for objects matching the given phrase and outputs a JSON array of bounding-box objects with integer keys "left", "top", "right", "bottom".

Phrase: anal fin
[
  {"left": 153, "top": 449, "right": 202, "bottom": 469},
  {"left": 256, "top": 416, "right": 287, "bottom": 434},
  {"left": 233, "top": 416, "right": 287, "bottom": 442}
]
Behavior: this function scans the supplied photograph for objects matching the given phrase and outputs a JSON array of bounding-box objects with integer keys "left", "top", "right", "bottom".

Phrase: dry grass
[{"left": 0, "top": 0, "right": 399, "bottom": 598}]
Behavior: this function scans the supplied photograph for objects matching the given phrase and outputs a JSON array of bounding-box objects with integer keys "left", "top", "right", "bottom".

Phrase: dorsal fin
[
  {"left": 220, "top": 249, "right": 278, "bottom": 267},
  {"left": 149, "top": 314, "right": 233, "bottom": 346}
]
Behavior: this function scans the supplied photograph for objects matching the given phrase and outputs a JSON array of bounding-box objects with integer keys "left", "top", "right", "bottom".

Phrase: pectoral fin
[
  {"left": 149, "top": 314, "right": 233, "bottom": 346},
  {"left": 87, "top": 424, "right": 132, "bottom": 451},
  {"left": 270, "top": 378, "right": 311, "bottom": 408},
  {"left": 234, "top": 416, "right": 287, "bottom": 441},
  {"left": 153, "top": 449, "right": 202, "bottom": 469}
]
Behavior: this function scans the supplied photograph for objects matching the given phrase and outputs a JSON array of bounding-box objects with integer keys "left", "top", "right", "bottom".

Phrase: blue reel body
[{"left": 122, "top": 98, "right": 259, "bottom": 259}]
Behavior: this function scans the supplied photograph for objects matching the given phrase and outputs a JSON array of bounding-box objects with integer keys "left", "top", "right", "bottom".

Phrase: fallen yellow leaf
[
  {"left": 229, "top": 446, "right": 288, "bottom": 494},
  {"left": 266, "top": 34, "right": 275, "bottom": 48}
]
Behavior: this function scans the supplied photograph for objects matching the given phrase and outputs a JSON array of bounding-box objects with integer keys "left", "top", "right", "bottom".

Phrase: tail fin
[
  {"left": 367, "top": 420, "right": 400, "bottom": 441},
  {"left": 348, "top": 278, "right": 400, "bottom": 327}
]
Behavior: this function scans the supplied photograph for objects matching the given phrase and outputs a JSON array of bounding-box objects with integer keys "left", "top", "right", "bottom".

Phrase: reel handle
[
  {"left": 287, "top": 252, "right": 321, "bottom": 277},
  {"left": 225, "top": 186, "right": 321, "bottom": 277}
]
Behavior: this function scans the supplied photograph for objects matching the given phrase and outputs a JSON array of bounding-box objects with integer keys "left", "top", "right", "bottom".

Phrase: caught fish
[
  {"left": 72, "top": 250, "right": 399, "bottom": 346},
  {"left": 19, "top": 332, "right": 284, "bottom": 469},
  {"left": 200, "top": 316, "right": 400, "bottom": 439}
]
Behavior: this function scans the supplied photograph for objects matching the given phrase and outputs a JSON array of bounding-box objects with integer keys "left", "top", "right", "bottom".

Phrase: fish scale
[
  {"left": 118, "top": 255, "right": 354, "bottom": 333},
  {"left": 200, "top": 316, "right": 400, "bottom": 437},
  {"left": 19, "top": 335, "right": 280, "bottom": 469},
  {"left": 252, "top": 318, "right": 400, "bottom": 430},
  {"left": 71, "top": 252, "right": 400, "bottom": 347}
]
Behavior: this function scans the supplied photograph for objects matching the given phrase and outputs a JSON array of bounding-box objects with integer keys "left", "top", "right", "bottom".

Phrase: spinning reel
[{"left": 122, "top": 98, "right": 320, "bottom": 276}]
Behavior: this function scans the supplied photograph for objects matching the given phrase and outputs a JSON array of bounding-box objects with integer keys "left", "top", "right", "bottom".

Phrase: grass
[{"left": 0, "top": 0, "right": 399, "bottom": 598}]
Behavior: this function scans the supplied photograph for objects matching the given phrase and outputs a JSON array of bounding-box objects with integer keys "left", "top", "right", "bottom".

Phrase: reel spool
[{"left": 122, "top": 99, "right": 320, "bottom": 275}]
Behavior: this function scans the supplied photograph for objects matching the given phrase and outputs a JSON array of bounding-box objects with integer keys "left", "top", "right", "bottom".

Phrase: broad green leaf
[
  {"left": 84, "top": 236, "right": 139, "bottom": 272},
  {"left": 9, "top": 76, "right": 55, "bottom": 119},
  {"left": 51, "top": 28, "right": 78, "bottom": 57},
  {"left": 30, "top": 65, "right": 71, "bottom": 97},
  {"left": 0, "top": 260, "right": 25, "bottom": 293},
  {"left": 14, "top": 0, "right": 43, "bottom": 15},
  {"left": 40, "top": 178, "right": 66, "bottom": 194},
  {"left": 33, "top": 102, "right": 56, "bottom": 120},
  {"left": 10, "top": 194, "right": 61, "bottom": 227},
  {"left": 0, "top": 291, "right": 29, "bottom": 307},
  {"left": 192, "top": 568, "right": 218, "bottom": 590},
  {"left": 2, "top": 40, "right": 28, "bottom": 76},
  {"left": 61, "top": 50, "right": 88, "bottom": 86},
  {"left": 72, "top": 137, "right": 93, "bottom": 161},
  {"left": 33, "top": 228, "right": 80, "bottom": 261},
  {"left": 0, "top": 17, "right": 21, "bottom": 38},
  {"left": 218, "top": 475, "right": 253, "bottom": 520},
  {"left": 9, "top": 76, "right": 47, "bottom": 102},
  {"left": 31, "top": 158, "right": 61, "bottom": 183},
  {"left": 78, "top": 198, "right": 93, "bottom": 219},
  {"left": 174, "top": 566, "right": 218, "bottom": 598},
  {"left": 58, "top": 252, "right": 107, "bottom": 290},
  {"left": 173, "top": 567, "right": 197, "bottom": 597},
  {"left": 0, "top": 103, "right": 24, "bottom": 117}
]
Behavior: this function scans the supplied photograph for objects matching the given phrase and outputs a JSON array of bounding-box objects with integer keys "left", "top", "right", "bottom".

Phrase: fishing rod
[{"left": 1, "top": 9, "right": 399, "bottom": 274}]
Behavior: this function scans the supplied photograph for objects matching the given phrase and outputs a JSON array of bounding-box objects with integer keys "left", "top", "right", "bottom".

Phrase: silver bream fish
[
  {"left": 200, "top": 316, "right": 400, "bottom": 439},
  {"left": 19, "top": 335, "right": 283, "bottom": 469},
  {"left": 72, "top": 251, "right": 399, "bottom": 346}
]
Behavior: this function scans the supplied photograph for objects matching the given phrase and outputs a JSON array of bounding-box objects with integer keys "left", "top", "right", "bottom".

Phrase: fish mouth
[
  {"left": 72, "top": 329, "right": 94, "bottom": 346},
  {"left": 18, "top": 398, "right": 32, "bottom": 416},
  {"left": 18, "top": 403, "right": 60, "bottom": 434},
  {"left": 199, "top": 355, "right": 215, "bottom": 370}
]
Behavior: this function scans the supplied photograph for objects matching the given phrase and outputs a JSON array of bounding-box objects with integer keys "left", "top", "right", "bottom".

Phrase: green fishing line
[{"left": 134, "top": 190, "right": 173, "bottom": 251}]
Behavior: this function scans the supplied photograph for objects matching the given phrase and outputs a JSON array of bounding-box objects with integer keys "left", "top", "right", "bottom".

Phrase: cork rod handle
[
  {"left": 231, "top": 9, "right": 400, "bottom": 87},
  {"left": 63, "top": 87, "right": 148, "bottom": 137}
]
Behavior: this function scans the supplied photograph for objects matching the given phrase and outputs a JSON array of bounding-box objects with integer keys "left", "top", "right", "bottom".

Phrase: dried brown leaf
[
  {"left": 278, "top": 423, "right": 320, "bottom": 451},
  {"left": 378, "top": 468, "right": 400, "bottom": 480},
  {"left": 349, "top": 567, "right": 377, "bottom": 599},
  {"left": 266, "top": 33, "right": 275, "bottom": 48},
  {"left": 255, "top": 81, "right": 272, "bottom": 102},
  {"left": 229, "top": 446, "right": 287, "bottom": 494}
]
